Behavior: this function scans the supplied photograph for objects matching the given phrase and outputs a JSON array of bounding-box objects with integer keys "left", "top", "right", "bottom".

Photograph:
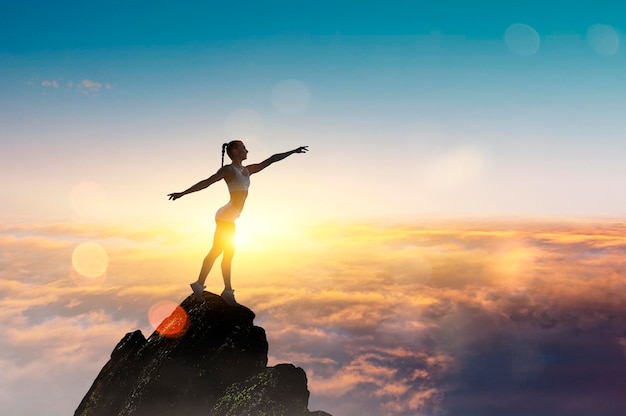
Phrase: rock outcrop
[{"left": 75, "top": 292, "right": 331, "bottom": 416}]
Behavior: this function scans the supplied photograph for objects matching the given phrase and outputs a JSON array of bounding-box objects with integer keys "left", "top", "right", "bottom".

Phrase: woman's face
[{"left": 230, "top": 142, "right": 248, "bottom": 161}]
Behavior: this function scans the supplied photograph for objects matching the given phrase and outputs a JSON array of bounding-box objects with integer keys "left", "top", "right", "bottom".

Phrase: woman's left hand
[{"left": 294, "top": 146, "right": 309, "bottom": 153}]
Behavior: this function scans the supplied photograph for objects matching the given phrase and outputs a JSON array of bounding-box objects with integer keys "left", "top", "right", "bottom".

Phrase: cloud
[
  {"left": 41, "top": 80, "right": 59, "bottom": 88},
  {"left": 31, "top": 78, "right": 114, "bottom": 95},
  {"left": 2, "top": 219, "right": 626, "bottom": 415},
  {"left": 307, "top": 347, "right": 449, "bottom": 415},
  {"left": 0, "top": 310, "right": 137, "bottom": 416},
  {"left": 247, "top": 220, "right": 626, "bottom": 415},
  {"left": 77, "top": 79, "right": 103, "bottom": 95}
]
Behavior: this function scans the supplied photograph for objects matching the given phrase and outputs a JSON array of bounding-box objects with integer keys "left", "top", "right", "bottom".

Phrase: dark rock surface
[{"left": 75, "top": 292, "right": 331, "bottom": 416}]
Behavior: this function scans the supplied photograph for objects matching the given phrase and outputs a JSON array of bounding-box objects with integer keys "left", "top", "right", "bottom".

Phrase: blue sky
[
  {"left": 3, "top": 0, "right": 625, "bottom": 224},
  {"left": 2, "top": 1, "right": 622, "bottom": 49},
  {"left": 0, "top": 1, "right": 625, "bottom": 216}
]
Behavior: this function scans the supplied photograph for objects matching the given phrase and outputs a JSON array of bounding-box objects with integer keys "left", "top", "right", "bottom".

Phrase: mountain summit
[{"left": 75, "top": 292, "right": 332, "bottom": 416}]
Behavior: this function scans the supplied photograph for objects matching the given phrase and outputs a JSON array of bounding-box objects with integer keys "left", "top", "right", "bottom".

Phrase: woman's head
[{"left": 221, "top": 140, "right": 247, "bottom": 166}]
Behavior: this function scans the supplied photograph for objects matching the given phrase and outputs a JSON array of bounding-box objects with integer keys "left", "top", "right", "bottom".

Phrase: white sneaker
[
  {"left": 190, "top": 282, "right": 206, "bottom": 301},
  {"left": 221, "top": 289, "right": 239, "bottom": 306}
]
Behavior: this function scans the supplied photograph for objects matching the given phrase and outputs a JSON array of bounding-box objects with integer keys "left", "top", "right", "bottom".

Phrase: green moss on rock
[{"left": 210, "top": 364, "right": 309, "bottom": 416}]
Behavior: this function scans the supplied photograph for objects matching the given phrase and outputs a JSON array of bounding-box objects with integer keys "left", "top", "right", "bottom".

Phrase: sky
[{"left": 2, "top": 1, "right": 626, "bottom": 415}]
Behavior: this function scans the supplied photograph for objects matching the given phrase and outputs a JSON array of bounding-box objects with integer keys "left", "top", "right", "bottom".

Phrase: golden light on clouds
[
  {"left": 389, "top": 250, "right": 433, "bottom": 287},
  {"left": 490, "top": 243, "right": 537, "bottom": 287},
  {"left": 4, "top": 219, "right": 626, "bottom": 416}
]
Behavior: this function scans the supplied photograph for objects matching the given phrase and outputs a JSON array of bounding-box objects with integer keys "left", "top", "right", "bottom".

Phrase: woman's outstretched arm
[
  {"left": 168, "top": 167, "right": 229, "bottom": 200},
  {"left": 247, "top": 146, "right": 308, "bottom": 175}
]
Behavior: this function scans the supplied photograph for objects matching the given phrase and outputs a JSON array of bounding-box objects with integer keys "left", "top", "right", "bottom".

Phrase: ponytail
[
  {"left": 221, "top": 140, "right": 244, "bottom": 166},
  {"left": 221, "top": 143, "right": 228, "bottom": 167},
  {"left": 222, "top": 140, "right": 243, "bottom": 166}
]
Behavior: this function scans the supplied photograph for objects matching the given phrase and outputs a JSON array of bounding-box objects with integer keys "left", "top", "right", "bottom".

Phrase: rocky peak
[{"left": 75, "top": 292, "right": 331, "bottom": 416}]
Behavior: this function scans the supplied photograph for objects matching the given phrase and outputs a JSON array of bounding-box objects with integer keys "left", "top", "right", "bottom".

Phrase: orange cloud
[{"left": 3, "top": 218, "right": 626, "bottom": 415}]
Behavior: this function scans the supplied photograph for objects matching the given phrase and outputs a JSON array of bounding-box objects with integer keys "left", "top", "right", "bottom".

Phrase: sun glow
[{"left": 234, "top": 214, "right": 303, "bottom": 252}]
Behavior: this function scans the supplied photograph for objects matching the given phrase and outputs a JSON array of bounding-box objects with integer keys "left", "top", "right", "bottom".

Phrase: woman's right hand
[{"left": 168, "top": 192, "right": 184, "bottom": 200}]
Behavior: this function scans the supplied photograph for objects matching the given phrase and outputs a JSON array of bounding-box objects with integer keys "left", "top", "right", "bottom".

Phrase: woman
[{"left": 168, "top": 140, "right": 308, "bottom": 306}]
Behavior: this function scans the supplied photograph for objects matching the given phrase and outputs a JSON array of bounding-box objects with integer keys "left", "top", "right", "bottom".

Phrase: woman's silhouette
[{"left": 168, "top": 141, "right": 308, "bottom": 305}]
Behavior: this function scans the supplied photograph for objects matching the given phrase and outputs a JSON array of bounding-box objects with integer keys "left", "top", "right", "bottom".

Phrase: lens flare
[
  {"left": 148, "top": 300, "right": 189, "bottom": 338},
  {"left": 270, "top": 80, "right": 311, "bottom": 114},
  {"left": 587, "top": 24, "right": 620, "bottom": 56},
  {"left": 72, "top": 242, "right": 108, "bottom": 281},
  {"left": 504, "top": 23, "right": 540, "bottom": 56}
]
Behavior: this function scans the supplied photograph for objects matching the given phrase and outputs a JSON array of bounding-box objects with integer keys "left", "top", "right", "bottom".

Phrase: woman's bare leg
[
  {"left": 191, "top": 220, "right": 238, "bottom": 304},
  {"left": 195, "top": 221, "right": 234, "bottom": 286},
  {"left": 219, "top": 221, "right": 236, "bottom": 290},
  {"left": 217, "top": 222, "right": 239, "bottom": 306},
  {"left": 197, "top": 247, "right": 221, "bottom": 286},
  {"left": 221, "top": 243, "right": 235, "bottom": 291}
]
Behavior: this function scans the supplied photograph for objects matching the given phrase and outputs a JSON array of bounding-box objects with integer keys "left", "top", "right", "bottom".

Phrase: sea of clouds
[{"left": 1, "top": 220, "right": 626, "bottom": 415}]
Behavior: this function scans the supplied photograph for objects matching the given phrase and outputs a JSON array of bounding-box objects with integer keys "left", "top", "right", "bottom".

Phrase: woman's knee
[
  {"left": 223, "top": 248, "right": 235, "bottom": 260},
  {"left": 206, "top": 247, "right": 223, "bottom": 260}
]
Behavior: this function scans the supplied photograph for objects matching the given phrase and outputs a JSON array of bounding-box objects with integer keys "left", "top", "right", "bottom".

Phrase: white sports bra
[{"left": 226, "top": 165, "right": 250, "bottom": 192}]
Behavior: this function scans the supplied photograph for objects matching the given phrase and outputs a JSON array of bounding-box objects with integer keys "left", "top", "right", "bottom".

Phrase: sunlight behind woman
[{"left": 168, "top": 141, "right": 308, "bottom": 305}]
